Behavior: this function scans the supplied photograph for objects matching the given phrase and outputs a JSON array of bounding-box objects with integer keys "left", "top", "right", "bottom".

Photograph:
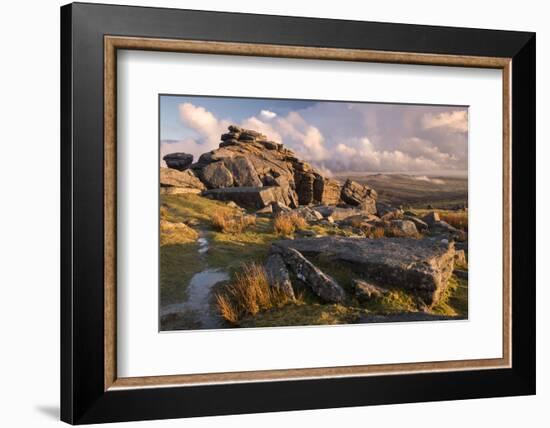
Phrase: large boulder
[
  {"left": 389, "top": 219, "right": 419, "bottom": 237},
  {"left": 163, "top": 152, "right": 193, "bottom": 171},
  {"left": 272, "top": 236, "right": 456, "bottom": 306},
  {"left": 271, "top": 246, "right": 346, "bottom": 303},
  {"left": 200, "top": 162, "right": 234, "bottom": 188},
  {"left": 223, "top": 156, "right": 263, "bottom": 187},
  {"left": 160, "top": 167, "right": 206, "bottom": 193},
  {"left": 264, "top": 253, "right": 295, "bottom": 300},
  {"left": 341, "top": 179, "right": 377, "bottom": 207}
]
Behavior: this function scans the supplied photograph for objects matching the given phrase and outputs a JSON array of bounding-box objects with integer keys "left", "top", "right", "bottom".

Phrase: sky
[{"left": 160, "top": 95, "right": 468, "bottom": 176}]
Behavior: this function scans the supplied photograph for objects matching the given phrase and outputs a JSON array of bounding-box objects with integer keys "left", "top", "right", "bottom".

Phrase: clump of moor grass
[
  {"left": 211, "top": 212, "right": 256, "bottom": 234},
  {"left": 273, "top": 212, "right": 307, "bottom": 236},
  {"left": 439, "top": 211, "right": 468, "bottom": 231},
  {"left": 215, "top": 263, "right": 292, "bottom": 324}
]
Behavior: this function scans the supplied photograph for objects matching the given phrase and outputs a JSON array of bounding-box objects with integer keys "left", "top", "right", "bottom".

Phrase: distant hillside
[{"left": 333, "top": 173, "right": 467, "bottom": 209}]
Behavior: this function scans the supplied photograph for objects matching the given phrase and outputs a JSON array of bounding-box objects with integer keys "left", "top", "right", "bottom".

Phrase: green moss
[
  {"left": 239, "top": 302, "right": 368, "bottom": 328},
  {"left": 431, "top": 274, "right": 468, "bottom": 317},
  {"left": 159, "top": 243, "right": 206, "bottom": 306}
]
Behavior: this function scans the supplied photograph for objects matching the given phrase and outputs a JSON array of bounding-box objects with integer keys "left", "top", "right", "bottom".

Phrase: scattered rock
[
  {"left": 163, "top": 152, "right": 193, "bottom": 171},
  {"left": 293, "top": 206, "right": 323, "bottom": 222},
  {"left": 430, "top": 220, "right": 467, "bottom": 241},
  {"left": 272, "top": 236, "right": 456, "bottom": 306},
  {"left": 422, "top": 211, "right": 440, "bottom": 225},
  {"left": 271, "top": 201, "right": 291, "bottom": 215},
  {"left": 352, "top": 279, "right": 389, "bottom": 301},
  {"left": 341, "top": 179, "right": 377, "bottom": 208},
  {"left": 160, "top": 167, "right": 206, "bottom": 191},
  {"left": 256, "top": 205, "right": 273, "bottom": 216},
  {"left": 376, "top": 201, "right": 403, "bottom": 219},
  {"left": 404, "top": 215, "right": 428, "bottom": 232},
  {"left": 271, "top": 246, "right": 346, "bottom": 303},
  {"left": 389, "top": 219, "right": 419, "bottom": 237},
  {"left": 264, "top": 253, "right": 295, "bottom": 299}
]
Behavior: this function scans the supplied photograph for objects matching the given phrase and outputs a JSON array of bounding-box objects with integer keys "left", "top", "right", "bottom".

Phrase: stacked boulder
[{"left": 162, "top": 125, "right": 379, "bottom": 211}]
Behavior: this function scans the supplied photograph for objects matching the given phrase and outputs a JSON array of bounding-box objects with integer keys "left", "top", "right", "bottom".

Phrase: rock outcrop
[
  {"left": 163, "top": 125, "right": 380, "bottom": 209},
  {"left": 163, "top": 152, "right": 193, "bottom": 171},
  {"left": 272, "top": 236, "right": 456, "bottom": 306}
]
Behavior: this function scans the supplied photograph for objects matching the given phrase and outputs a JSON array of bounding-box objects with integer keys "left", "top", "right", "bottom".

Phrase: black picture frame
[{"left": 61, "top": 2, "right": 535, "bottom": 424}]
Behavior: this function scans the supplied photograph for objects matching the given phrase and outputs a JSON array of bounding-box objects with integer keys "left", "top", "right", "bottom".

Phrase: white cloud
[
  {"left": 167, "top": 101, "right": 467, "bottom": 174},
  {"left": 178, "top": 102, "right": 230, "bottom": 149},
  {"left": 260, "top": 109, "right": 277, "bottom": 119},
  {"left": 422, "top": 110, "right": 468, "bottom": 133}
]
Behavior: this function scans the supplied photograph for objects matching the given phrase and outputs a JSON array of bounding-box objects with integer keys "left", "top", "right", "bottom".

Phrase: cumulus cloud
[
  {"left": 422, "top": 110, "right": 468, "bottom": 133},
  {"left": 260, "top": 109, "right": 277, "bottom": 119},
  {"left": 178, "top": 102, "right": 230, "bottom": 148},
  {"left": 163, "top": 101, "right": 468, "bottom": 174}
]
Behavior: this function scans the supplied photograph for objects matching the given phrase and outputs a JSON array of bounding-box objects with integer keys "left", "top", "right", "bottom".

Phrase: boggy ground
[{"left": 159, "top": 192, "right": 468, "bottom": 331}]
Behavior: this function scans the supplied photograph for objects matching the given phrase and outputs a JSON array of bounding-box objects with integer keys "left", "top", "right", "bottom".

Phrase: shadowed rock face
[{"left": 272, "top": 236, "right": 456, "bottom": 306}]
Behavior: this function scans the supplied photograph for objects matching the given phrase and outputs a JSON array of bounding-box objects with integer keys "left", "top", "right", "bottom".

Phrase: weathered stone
[
  {"left": 271, "top": 246, "right": 346, "bottom": 303},
  {"left": 190, "top": 125, "right": 367, "bottom": 208},
  {"left": 404, "top": 215, "right": 428, "bottom": 232},
  {"left": 272, "top": 236, "right": 456, "bottom": 306},
  {"left": 203, "top": 186, "right": 291, "bottom": 210},
  {"left": 160, "top": 167, "right": 206, "bottom": 191},
  {"left": 270, "top": 201, "right": 291, "bottom": 215},
  {"left": 341, "top": 179, "right": 377, "bottom": 206},
  {"left": 293, "top": 206, "right": 323, "bottom": 222},
  {"left": 313, "top": 176, "right": 341, "bottom": 205},
  {"left": 264, "top": 253, "right": 295, "bottom": 299},
  {"left": 352, "top": 279, "right": 389, "bottom": 301},
  {"left": 422, "top": 211, "right": 440, "bottom": 225},
  {"left": 256, "top": 205, "right": 274, "bottom": 216},
  {"left": 200, "top": 162, "right": 234, "bottom": 188},
  {"left": 376, "top": 201, "right": 403, "bottom": 219},
  {"left": 163, "top": 152, "right": 194, "bottom": 171},
  {"left": 430, "top": 220, "right": 467, "bottom": 241},
  {"left": 223, "top": 156, "right": 263, "bottom": 187},
  {"left": 389, "top": 220, "right": 419, "bottom": 237}
]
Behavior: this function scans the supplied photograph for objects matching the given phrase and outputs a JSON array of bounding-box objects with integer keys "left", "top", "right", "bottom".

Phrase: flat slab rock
[{"left": 272, "top": 236, "right": 456, "bottom": 306}]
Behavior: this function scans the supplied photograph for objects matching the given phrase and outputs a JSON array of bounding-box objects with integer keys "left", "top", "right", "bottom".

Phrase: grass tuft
[
  {"left": 215, "top": 263, "right": 293, "bottom": 324},
  {"left": 273, "top": 212, "right": 308, "bottom": 236},
  {"left": 439, "top": 211, "right": 468, "bottom": 231},
  {"left": 211, "top": 212, "right": 256, "bottom": 234}
]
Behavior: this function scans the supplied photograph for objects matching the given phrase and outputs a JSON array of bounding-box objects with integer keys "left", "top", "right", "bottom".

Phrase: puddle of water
[{"left": 161, "top": 268, "right": 230, "bottom": 329}]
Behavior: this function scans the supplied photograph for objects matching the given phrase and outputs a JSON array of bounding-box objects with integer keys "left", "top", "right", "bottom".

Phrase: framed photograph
[{"left": 61, "top": 2, "right": 535, "bottom": 424}]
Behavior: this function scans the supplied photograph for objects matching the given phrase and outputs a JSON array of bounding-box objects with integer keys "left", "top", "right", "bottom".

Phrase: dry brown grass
[
  {"left": 215, "top": 263, "right": 293, "bottom": 324},
  {"left": 439, "top": 211, "right": 468, "bottom": 231},
  {"left": 160, "top": 219, "right": 199, "bottom": 246},
  {"left": 368, "top": 227, "right": 386, "bottom": 239},
  {"left": 273, "top": 212, "right": 307, "bottom": 236},
  {"left": 211, "top": 212, "right": 256, "bottom": 234}
]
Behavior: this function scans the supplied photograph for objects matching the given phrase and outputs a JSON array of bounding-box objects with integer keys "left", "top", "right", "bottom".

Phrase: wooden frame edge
[{"left": 103, "top": 35, "right": 512, "bottom": 391}]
